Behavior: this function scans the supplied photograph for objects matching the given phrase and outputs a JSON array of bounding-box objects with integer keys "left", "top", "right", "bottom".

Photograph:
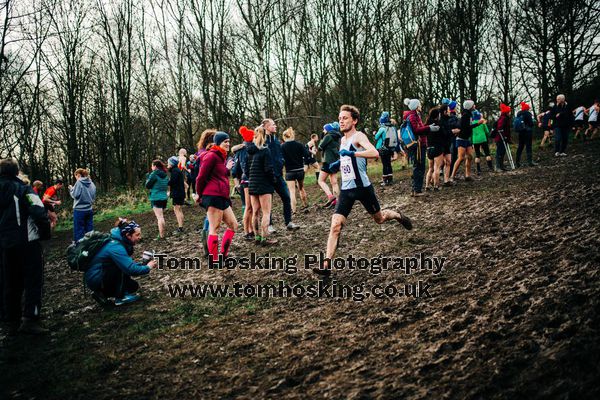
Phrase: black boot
[
  {"left": 487, "top": 159, "right": 494, "bottom": 171},
  {"left": 476, "top": 162, "right": 481, "bottom": 175}
]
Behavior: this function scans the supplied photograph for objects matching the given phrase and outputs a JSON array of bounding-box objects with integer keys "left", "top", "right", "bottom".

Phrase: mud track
[{"left": 2, "top": 141, "right": 599, "bottom": 399}]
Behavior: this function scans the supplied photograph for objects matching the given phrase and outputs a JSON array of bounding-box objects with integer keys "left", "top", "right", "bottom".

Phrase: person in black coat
[
  {"left": 0, "top": 158, "right": 50, "bottom": 335},
  {"left": 248, "top": 127, "right": 277, "bottom": 246},
  {"left": 167, "top": 156, "right": 186, "bottom": 234},
  {"left": 551, "top": 94, "right": 574, "bottom": 156},
  {"left": 281, "top": 127, "right": 310, "bottom": 212}
]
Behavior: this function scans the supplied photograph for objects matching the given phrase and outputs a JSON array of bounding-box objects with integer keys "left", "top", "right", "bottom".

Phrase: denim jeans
[
  {"left": 73, "top": 209, "right": 94, "bottom": 242},
  {"left": 271, "top": 174, "right": 292, "bottom": 225},
  {"left": 554, "top": 128, "right": 569, "bottom": 153},
  {"left": 408, "top": 144, "right": 426, "bottom": 192}
]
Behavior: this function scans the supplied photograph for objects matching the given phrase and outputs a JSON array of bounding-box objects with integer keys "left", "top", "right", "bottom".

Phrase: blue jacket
[
  {"left": 85, "top": 227, "right": 150, "bottom": 290},
  {"left": 266, "top": 133, "right": 284, "bottom": 177},
  {"left": 70, "top": 177, "right": 96, "bottom": 211}
]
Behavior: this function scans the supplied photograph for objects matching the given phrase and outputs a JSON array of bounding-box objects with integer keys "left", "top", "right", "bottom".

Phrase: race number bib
[{"left": 340, "top": 157, "right": 356, "bottom": 182}]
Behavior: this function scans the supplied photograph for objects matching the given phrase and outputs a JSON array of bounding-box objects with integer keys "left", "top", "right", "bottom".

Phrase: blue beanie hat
[
  {"left": 323, "top": 122, "right": 340, "bottom": 132},
  {"left": 214, "top": 131, "right": 229, "bottom": 146},
  {"left": 449, "top": 101, "right": 457, "bottom": 111},
  {"left": 472, "top": 110, "right": 482, "bottom": 120},
  {"left": 379, "top": 111, "right": 390, "bottom": 125},
  {"left": 167, "top": 156, "right": 179, "bottom": 167},
  {"left": 441, "top": 98, "right": 451, "bottom": 105}
]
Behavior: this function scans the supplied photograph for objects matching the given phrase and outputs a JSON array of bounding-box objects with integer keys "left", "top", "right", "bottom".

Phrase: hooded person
[
  {"left": 70, "top": 168, "right": 97, "bottom": 242},
  {"left": 374, "top": 111, "right": 398, "bottom": 186},
  {"left": 515, "top": 101, "right": 536, "bottom": 167}
]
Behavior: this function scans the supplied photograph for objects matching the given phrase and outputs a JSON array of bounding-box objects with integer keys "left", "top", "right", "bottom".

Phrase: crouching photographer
[{"left": 85, "top": 218, "right": 157, "bottom": 306}]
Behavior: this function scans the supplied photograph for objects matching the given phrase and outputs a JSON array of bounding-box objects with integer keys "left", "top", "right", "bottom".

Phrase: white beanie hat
[
  {"left": 408, "top": 99, "right": 420, "bottom": 111},
  {"left": 463, "top": 100, "right": 475, "bottom": 110},
  {"left": 403, "top": 98, "right": 410, "bottom": 106}
]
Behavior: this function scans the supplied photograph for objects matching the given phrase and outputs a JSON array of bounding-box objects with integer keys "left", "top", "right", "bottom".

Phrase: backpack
[
  {"left": 400, "top": 119, "right": 417, "bottom": 148},
  {"left": 513, "top": 114, "right": 524, "bottom": 131},
  {"left": 66, "top": 231, "right": 111, "bottom": 272},
  {"left": 384, "top": 126, "right": 398, "bottom": 148}
]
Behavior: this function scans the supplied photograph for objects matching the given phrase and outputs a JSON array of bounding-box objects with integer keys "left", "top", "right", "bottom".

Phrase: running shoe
[
  {"left": 560, "top": 153, "right": 567, "bottom": 157},
  {"left": 443, "top": 181, "right": 456, "bottom": 187},
  {"left": 464, "top": 176, "right": 474, "bottom": 182},
  {"left": 268, "top": 225, "right": 277, "bottom": 234},
  {"left": 286, "top": 222, "right": 300, "bottom": 230},
  {"left": 397, "top": 214, "right": 413, "bottom": 230},
  {"left": 114, "top": 294, "right": 141, "bottom": 306},
  {"left": 323, "top": 195, "right": 336, "bottom": 208},
  {"left": 261, "top": 237, "right": 278, "bottom": 246},
  {"left": 327, "top": 199, "right": 337, "bottom": 209},
  {"left": 244, "top": 232, "right": 255, "bottom": 241},
  {"left": 555, "top": 152, "right": 560, "bottom": 157}
]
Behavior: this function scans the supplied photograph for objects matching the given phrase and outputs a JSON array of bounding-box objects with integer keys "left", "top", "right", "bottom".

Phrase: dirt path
[{"left": 2, "top": 141, "right": 600, "bottom": 399}]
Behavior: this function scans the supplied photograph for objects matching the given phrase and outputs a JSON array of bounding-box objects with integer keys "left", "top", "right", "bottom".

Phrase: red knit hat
[
  {"left": 500, "top": 103, "right": 512, "bottom": 114},
  {"left": 520, "top": 101, "right": 530, "bottom": 111},
  {"left": 239, "top": 126, "right": 255, "bottom": 142}
]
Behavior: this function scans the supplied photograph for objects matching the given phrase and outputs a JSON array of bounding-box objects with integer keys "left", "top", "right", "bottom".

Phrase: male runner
[{"left": 314, "top": 105, "right": 413, "bottom": 276}]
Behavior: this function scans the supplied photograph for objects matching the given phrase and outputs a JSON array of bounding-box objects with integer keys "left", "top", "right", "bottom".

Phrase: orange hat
[
  {"left": 520, "top": 102, "right": 530, "bottom": 111},
  {"left": 500, "top": 103, "right": 512, "bottom": 114},
  {"left": 239, "top": 126, "right": 254, "bottom": 142}
]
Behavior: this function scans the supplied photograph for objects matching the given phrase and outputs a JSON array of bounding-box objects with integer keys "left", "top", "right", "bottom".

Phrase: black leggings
[
  {"left": 474, "top": 142, "right": 491, "bottom": 158},
  {"left": 101, "top": 264, "right": 139, "bottom": 298},
  {"left": 380, "top": 150, "right": 393, "bottom": 176}
]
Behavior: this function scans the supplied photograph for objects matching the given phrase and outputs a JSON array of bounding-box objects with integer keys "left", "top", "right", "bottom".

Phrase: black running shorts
[
  {"left": 334, "top": 185, "right": 381, "bottom": 218},
  {"left": 201, "top": 195, "right": 232, "bottom": 211},
  {"left": 285, "top": 170, "right": 305, "bottom": 182}
]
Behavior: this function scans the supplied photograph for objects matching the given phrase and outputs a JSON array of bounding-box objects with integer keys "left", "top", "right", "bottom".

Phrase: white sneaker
[
  {"left": 286, "top": 222, "right": 300, "bottom": 231},
  {"left": 560, "top": 153, "right": 567, "bottom": 157},
  {"left": 555, "top": 152, "right": 560, "bottom": 157},
  {"left": 268, "top": 225, "right": 277, "bottom": 234}
]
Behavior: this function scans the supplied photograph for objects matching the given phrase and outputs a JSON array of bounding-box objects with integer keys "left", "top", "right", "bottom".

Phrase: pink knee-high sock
[
  {"left": 220, "top": 229, "right": 235, "bottom": 257},
  {"left": 207, "top": 234, "right": 219, "bottom": 263}
]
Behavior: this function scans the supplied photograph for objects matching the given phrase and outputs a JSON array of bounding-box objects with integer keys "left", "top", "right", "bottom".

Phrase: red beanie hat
[
  {"left": 500, "top": 103, "right": 512, "bottom": 114},
  {"left": 239, "top": 126, "right": 254, "bottom": 142},
  {"left": 520, "top": 101, "right": 530, "bottom": 111}
]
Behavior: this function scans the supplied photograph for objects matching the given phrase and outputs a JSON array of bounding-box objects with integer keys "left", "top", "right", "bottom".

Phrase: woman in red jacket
[
  {"left": 495, "top": 103, "right": 512, "bottom": 171},
  {"left": 196, "top": 132, "right": 238, "bottom": 262}
]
